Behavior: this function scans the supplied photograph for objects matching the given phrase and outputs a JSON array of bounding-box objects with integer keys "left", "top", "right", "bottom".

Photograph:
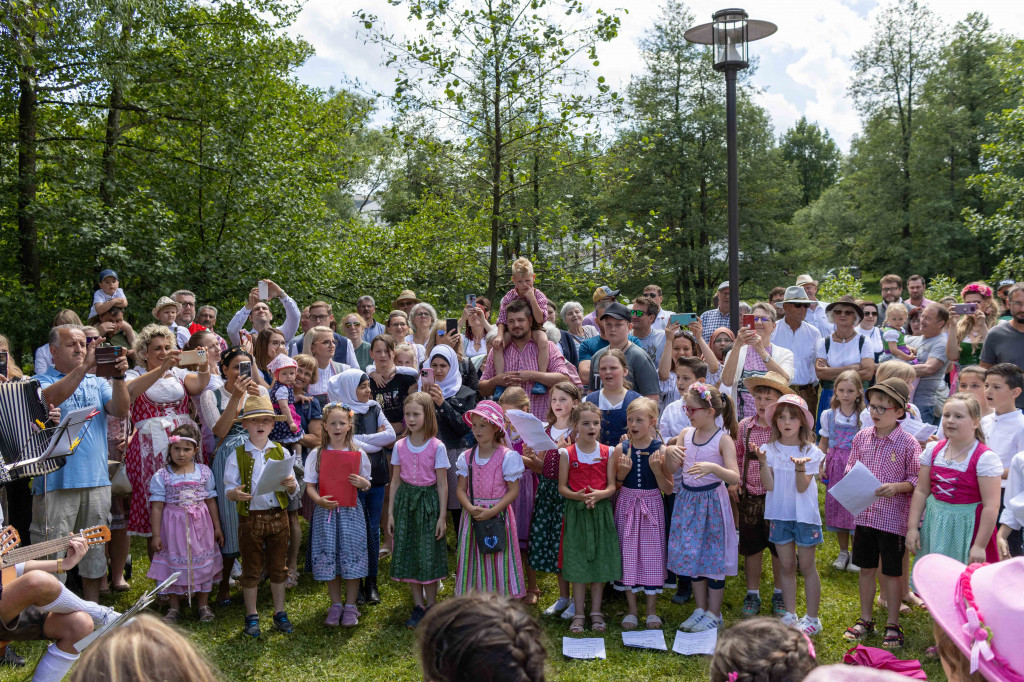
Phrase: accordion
[{"left": 0, "top": 379, "right": 67, "bottom": 482}]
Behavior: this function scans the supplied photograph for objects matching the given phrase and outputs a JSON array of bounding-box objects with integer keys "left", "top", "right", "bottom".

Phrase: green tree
[{"left": 779, "top": 117, "right": 840, "bottom": 206}]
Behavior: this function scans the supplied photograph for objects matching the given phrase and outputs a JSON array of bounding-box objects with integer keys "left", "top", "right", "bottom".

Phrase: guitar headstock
[
  {"left": 0, "top": 526, "right": 21, "bottom": 556},
  {"left": 77, "top": 525, "right": 111, "bottom": 546}
]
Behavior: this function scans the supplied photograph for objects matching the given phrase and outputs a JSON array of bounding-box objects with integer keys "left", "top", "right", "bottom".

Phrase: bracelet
[
  {"left": 111, "top": 375, "right": 126, "bottom": 381},
  {"left": 616, "top": 476, "right": 626, "bottom": 483},
  {"left": 56, "top": 558, "right": 64, "bottom": 574}
]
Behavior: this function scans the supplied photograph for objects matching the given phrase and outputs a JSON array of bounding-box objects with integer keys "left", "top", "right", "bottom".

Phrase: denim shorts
[{"left": 769, "top": 520, "right": 823, "bottom": 547}]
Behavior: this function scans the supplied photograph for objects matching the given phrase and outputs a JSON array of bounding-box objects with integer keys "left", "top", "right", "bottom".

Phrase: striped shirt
[{"left": 845, "top": 424, "right": 921, "bottom": 536}]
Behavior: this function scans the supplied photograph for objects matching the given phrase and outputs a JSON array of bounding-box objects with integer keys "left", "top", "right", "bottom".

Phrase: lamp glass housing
[{"left": 712, "top": 10, "right": 749, "bottom": 70}]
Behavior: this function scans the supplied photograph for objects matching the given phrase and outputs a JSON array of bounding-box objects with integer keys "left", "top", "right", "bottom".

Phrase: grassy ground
[{"left": 0, "top": 491, "right": 944, "bottom": 680}]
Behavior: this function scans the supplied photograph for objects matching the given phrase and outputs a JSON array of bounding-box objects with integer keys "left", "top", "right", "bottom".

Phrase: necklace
[
  {"left": 833, "top": 330, "right": 858, "bottom": 342},
  {"left": 944, "top": 441, "right": 974, "bottom": 463}
]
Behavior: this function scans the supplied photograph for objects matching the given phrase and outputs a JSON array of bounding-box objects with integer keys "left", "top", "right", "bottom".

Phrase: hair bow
[
  {"left": 691, "top": 382, "right": 712, "bottom": 402},
  {"left": 168, "top": 435, "right": 197, "bottom": 445}
]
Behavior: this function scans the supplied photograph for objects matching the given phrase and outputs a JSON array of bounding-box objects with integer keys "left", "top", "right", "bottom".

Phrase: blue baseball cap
[{"left": 99, "top": 269, "right": 118, "bottom": 282}]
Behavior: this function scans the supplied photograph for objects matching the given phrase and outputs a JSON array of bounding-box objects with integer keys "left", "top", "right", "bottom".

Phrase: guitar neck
[{"left": 2, "top": 536, "right": 73, "bottom": 567}]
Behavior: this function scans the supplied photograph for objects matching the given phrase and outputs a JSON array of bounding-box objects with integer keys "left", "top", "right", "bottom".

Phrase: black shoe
[
  {"left": 0, "top": 645, "right": 25, "bottom": 668},
  {"left": 357, "top": 579, "right": 366, "bottom": 606},
  {"left": 405, "top": 606, "right": 426, "bottom": 629},
  {"left": 273, "top": 611, "right": 294, "bottom": 634},
  {"left": 672, "top": 580, "right": 693, "bottom": 605},
  {"left": 365, "top": 577, "right": 380, "bottom": 604},
  {"left": 243, "top": 614, "right": 261, "bottom": 638}
]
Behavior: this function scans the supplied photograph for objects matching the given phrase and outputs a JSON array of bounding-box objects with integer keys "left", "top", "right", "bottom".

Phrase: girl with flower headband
[
  {"left": 147, "top": 424, "right": 224, "bottom": 624},
  {"left": 665, "top": 382, "right": 740, "bottom": 633}
]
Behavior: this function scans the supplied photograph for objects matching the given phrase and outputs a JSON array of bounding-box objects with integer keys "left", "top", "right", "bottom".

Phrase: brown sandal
[
  {"left": 523, "top": 589, "right": 541, "bottom": 606},
  {"left": 843, "top": 617, "right": 875, "bottom": 641}
]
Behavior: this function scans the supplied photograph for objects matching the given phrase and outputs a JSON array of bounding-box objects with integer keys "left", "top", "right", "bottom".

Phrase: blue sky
[{"left": 286, "top": 0, "right": 1024, "bottom": 152}]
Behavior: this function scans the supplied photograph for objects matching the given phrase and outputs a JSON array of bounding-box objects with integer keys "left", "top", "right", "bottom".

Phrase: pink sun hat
[
  {"left": 912, "top": 555, "right": 1024, "bottom": 681},
  {"left": 462, "top": 400, "right": 506, "bottom": 430},
  {"left": 765, "top": 393, "right": 814, "bottom": 430},
  {"left": 266, "top": 354, "right": 298, "bottom": 378}
]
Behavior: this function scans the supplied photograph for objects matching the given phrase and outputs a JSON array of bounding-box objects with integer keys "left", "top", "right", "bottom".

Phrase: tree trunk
[
  {"left": 100, "top": 80, "right": 123, "bottom": 206},
  {"left": 486, "top": 18, "right": 502, "bottom": 303},
  {"left": 17, "top": 66, "right": 40, "bottom": 290}
]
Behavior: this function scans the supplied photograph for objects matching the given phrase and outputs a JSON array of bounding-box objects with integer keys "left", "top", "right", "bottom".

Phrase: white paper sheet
[
  {"left": 13, "top": 406, "right": 97, "bottom": 470},
  {"left": 506, "top": 409, "right": 558, "bottom": 452},
  {"left": 672, "top": 628, "right": 717, "bottom": 655},
  {"left": 562, "top": 637, "right": 606, "bottom": 659},
  {"left": 828, "top": 460, "right": 883, "bottom": 517},
  {"left": 252, "top": 455, "right": 298, "bottom": 497},
  {"left": 622, "top": 629, "right": 667, "bottom": 651},
  {"left": 901, "top": 417, "right": 937, "bottom": 441}
]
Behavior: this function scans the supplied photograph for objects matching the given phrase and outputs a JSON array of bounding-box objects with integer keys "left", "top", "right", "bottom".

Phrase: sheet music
[
  {"left": 252, "top": 455, "right": 298, "bottom": 497},
  {"left": 622, "top": 629, "right": 667, "bottom": 651},
  {"left": 828, "top": 461, "right": 883, "bottom": 517},
  {"left": 562, "top": 637, "right": 606, "bottom": 659},
  {"left": 672, "top": 628, "right": 717, "bottom": 655},
  {"left": 506, "top": 409, "right": 558, "bottom": 452},
  {"left": 13, "top": 406, "right": 96, "bottom": 470},
  {"left": 75, "top": 572, "right": 181, "bottom": 652}
]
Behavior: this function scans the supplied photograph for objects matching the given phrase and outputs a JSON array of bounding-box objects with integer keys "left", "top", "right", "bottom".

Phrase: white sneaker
[
  {"left": 559, "top": 601, "right": 576, "bottom": 620},
  {"left": 780, "top": 612, "right": 799, "bottom": 627},
  {"left": 691, "top": 612, "right": 722, "bottom": 631},
  {"left": 93, "top": 606, "right": 121, "bottom": 629},
  {"left": 832, "top": 551, "right": 850, "bottom": 570},
  {"left": 847, "top": 562, "right": 861, "bottom": 572},
  {"left": 678, "top": 608, "right": 706, "bottom": 632},
  {"left": 231, "top": 562, "right": 242, "bottom": 579},
  {"left": 543, "top": 597, "right": 572, "bottom": 617},
  {"left": 799, "top": 615, "right": 823, "bottom": 636}
]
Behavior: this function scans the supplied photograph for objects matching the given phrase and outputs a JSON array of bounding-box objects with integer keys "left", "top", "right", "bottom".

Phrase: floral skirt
[
  {"left": 667, "top": 483, "right": 738, "bottom": 580},
  {"left": 529, "top": 478, "right": 564, "bottom": 573}
]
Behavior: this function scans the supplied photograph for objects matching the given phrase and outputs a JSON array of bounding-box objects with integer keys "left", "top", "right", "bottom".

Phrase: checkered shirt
[
  {"left": 496, "top": 287, "right": 549, "bottom": 325},
  {"left": 480, "top": 339, "right": 569, "bottom": 419},
  {"left": 737, "top": 417, "right": 772, "bottom": 496},
  {"left": 845, "top": 424, "right": 921, "bottom": 535},
  {"left": 699, "top": 309, "right": 730, "bottom": 342}
]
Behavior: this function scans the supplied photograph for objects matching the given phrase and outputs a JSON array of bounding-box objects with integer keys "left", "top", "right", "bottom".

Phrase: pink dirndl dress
[
  {"left": 146, "top": 465, "right": 222, "bottom": 595},
  {"left": 455, "top": 445, "right": 526, "bottom": 598},
  {"left": 125, "top": 373, "right": 203, "bottom": 535},
  {"left": 506, "top": 436, "right": 537, "bottom": 552},
  {"left": 614, "top": 440, "right": 667, "bottom": 593},
  {"left": 823, "top": 409, "right": 858, "bottom": 532}
]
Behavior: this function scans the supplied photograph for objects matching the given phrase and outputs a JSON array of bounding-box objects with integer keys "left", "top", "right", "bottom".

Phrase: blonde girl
[
  {"left": 818, "top": 369, "right": 863, "bottom": 569},
  {"left": 880, "top": 306, "right": 915, "bottom": 363},
  {"left": 558, "top": 402, "right": 621, "bottom": 634},
  {"left": 907, "top": 393, "right": 1001, "bottom": 566},
  {"left": 525, "top": 381, "right": 580, "bottom": 618},
  {"left": 304, "top": 403, "right": 371, "bottom": 628},
  {"left": 756, "top": 395, "right": 826, "bottom": 636},
  {"left": 954, "top": 365, "right": 993, "bottom": 419},
  {"left": 454, "top": 401, "right": 526, "bottom": 598},
  {"left": 612, "top": 397, "right": 675, "bottom": 630},
  {"left": 387, "top": 392, "right": 450, "bottom": 629},
  {"left": 394, "top": 342, "right": 419, "bottom": 370},
  {"left": 665, "top": 383, "right": 740, "bottom": 633},
  {"left": 583, "top": 349, "right": 640, "bottom": 446}
]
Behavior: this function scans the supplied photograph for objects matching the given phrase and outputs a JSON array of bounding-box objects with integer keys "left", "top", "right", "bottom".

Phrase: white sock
[
  {"left": 38, "top": 585, "right": 117, "bottom": 627},
  {"left": 747, "top": 590, "right": 759, "bottom": 596},
  {"left": 774, "top": 588, "right": 783, "bottom": 595},
  {"left": 32, "top": 643, "right": 78, "bottom": 682}
]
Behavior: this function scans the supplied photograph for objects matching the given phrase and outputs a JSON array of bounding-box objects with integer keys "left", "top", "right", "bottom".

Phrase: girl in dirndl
[
  {"left": 524, "top": 381, "right": 579, "bottom": 619},
  {"left": 558, "top": 402, "right": 622, "bottom": 634},
  {"left": 148, "top": 424, "right": 223, "bottom": 624},
  {"left": 387, "top": 392, "right": 450, "bottom": 630},
  {"left": 817, "top": 369, "right": 863, "bottom": 571},
  {"left": 665, "top": 383, "right": 740, "bottom": 633},
  {"left": 612, "top": 398, "right": 676, "bottom": 631},
  {"left": 304, "top": 403, "right": 371, "bottom": 628},
  {"left": 454, "top": 401, "right": 525, "bottom": 599},
  {"left": 498, "top": 388, "right": 542, "bottom": 604}
]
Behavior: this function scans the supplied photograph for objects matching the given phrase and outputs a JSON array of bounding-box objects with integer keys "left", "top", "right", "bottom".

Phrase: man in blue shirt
[{"left": 36, "top": 324, "right": 129, "bottom": 602}]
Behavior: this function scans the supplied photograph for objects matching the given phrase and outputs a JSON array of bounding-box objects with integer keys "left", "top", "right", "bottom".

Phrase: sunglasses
[
  {"left": 789, "top": 303, "right": 810, "bottom": 309},
  {"left": 832, "top": 309, "right": 855, "bottom": 316},
  {"left": 342, "top": 322, "right": 361, "bottom": 328},
  {"left": 629, "top": 309, "right": 645, "bottom": 318},
  {"left": 863, "top": 311, "right": 878, "bottom": 317}
]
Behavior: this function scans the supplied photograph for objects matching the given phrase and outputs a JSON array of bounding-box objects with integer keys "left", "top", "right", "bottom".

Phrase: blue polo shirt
[
  {"left": 34, "top": 368, "right": 113, "bottom": 492},
  {"left": 578, "top": 334, "right": 642, "bottom": 363}
]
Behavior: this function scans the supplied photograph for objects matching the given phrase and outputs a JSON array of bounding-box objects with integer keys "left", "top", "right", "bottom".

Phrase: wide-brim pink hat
[
  {"left": 913, "top": 555, "right": 1024, "bottom": 682},
  {"left": 765, "top": 393, "right": 814, "bottom": 430},
  {"left": 463, "top": 400, "right": 506, "bottom": 431}
]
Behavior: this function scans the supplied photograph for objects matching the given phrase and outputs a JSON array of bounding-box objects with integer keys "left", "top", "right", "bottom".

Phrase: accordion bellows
[{"left": 0, "top": 379, "right": 67, "bottom": 482}]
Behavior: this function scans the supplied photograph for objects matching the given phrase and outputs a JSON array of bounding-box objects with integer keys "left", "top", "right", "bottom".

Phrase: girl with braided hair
[
  {"left": 710, "top": 617, "right": 816, "bottom": 682},
  {"left": 418, "top": 592, "right": 547, "bottom": 682}
]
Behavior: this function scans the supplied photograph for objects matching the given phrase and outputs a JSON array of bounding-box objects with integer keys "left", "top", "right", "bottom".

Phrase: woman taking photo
[
  {"left": 303, "top": 325, "right": 349, "bottom": 406},
  {"left": 425, "top": 321, "right": 479, "bottom": 392},
  {"left": 462, "top": 303, "right": 491, "bottom": 359},
  {"left": 720, "top": 302, "right": 794, "bottom": 420},
  {"left": 946, "top": 281, "right": 995, "bottom": 368},
  {"left": 124, "top": 325, "right": 210, "bottom": 542},
  {"left": 813, "top": 296, "right": 875, "bottom": 427}
]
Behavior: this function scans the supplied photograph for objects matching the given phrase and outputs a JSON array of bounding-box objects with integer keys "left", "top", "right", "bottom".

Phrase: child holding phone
[{"left": 491, "top": 257, "right": 550, "bottom": 395}]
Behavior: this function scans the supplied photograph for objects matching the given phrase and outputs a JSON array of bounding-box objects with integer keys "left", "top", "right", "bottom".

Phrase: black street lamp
[{"left": 684, "top": 9, "right": 776, "bottom": 334}]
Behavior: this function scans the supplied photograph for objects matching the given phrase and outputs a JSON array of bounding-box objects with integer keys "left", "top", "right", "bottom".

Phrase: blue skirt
[
  {"left": 212, "top": 426, "right": 247, "bottom": 557},
  {"left": 309, "top": 502, "right": 368, "bottom": 581}
]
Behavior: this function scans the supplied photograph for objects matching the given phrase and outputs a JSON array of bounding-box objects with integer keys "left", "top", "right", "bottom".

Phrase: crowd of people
[{"left": 0, "top": 262, "right": 1023, "bottom": 681}]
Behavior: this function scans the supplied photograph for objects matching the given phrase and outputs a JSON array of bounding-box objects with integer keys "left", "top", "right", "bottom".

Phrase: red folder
[{"left": 319, "top": 450, "right": 360, "bottom": 508}]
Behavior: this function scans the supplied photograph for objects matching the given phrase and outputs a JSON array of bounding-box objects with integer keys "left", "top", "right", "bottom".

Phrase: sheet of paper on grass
[
  {"left": 506, "top": 410, "right": 558, "bottom": 452},
  {"left": 672, "top": 628, "right": 717, "bottom": 655},
  {"left": 562, "top": 637, "right": 606, "bottom": 659},
  {"left": 252, "top": 455, "right": 297, "bottom": 497},
  {"left": 829, "top": 461, "right": 883, "bottom": 517},
  {"left": 622, "top": 629, "right": 667, "bottom": 651}
]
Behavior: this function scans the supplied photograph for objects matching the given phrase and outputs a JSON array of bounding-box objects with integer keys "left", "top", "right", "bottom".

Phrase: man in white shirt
[
  {"left": 642, "top": 284, "right": 675, "bottom": 331},
  {"left": 226, "top": 279, "right": 300, "bottom": 347},
  {"left": 771, "top": 286, "right": 822, "bottom": 414},
  {"left": 796, "top": 274, "right": 832, "bottom": 338}
]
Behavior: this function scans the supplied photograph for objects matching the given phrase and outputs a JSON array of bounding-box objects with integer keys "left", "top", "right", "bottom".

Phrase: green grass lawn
[{"left": 0, "top": 494, "right": 945, "bottom": 680}]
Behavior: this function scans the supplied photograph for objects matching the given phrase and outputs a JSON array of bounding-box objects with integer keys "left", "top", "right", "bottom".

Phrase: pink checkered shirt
[
  {"left": 736, "top": 416, "right": 772, "bottom": 496},
  {"left": 480, "top": 339, "right": 569, "bottom": 420},
  {"left": 844, "top": 424, "right": 921, "bottom": 536},
  {"left": 496, "top": 287, "right": 549, "bottom": 325}
]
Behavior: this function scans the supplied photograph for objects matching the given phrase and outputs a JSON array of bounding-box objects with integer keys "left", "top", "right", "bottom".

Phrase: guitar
[{"left": 0, "top": 525, "right": 111, "bottom": 586}]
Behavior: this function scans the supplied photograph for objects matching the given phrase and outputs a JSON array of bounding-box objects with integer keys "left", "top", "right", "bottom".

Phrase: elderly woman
[
  {"left": 198, "top": 347, "right": 265, "bottom": 605},
  {"left": 814, "top": 295, "right": 875, "bottom": 426},
  {"left": 561, "top": 301, "right": 598, "bottom": 346},
  {"left": 408, "top": 302, "right": 437, "bottom": 348},
  {"left": 124, "top": 324, "right": 210, "bottom": 541},
  {"left": 303, "top": 325, "right": 349, "bottom": 406},
  {"left": 720, "top": 302, "right": 795, "bottom": 420},
  {"left": 340, "top": 312, "right": 372, "bottom": 371}
]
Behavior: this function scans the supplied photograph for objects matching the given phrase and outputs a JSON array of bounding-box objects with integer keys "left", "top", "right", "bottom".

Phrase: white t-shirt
[
  {"left": 815, "top": 333, "right": 874, "bottom": 370},
  {"left": 980, "top": 411, "right": 1024, "bottom": 483},
  {"left": 856, "top": 325, "right": 884, "bottom": 355},
  {"left": 304, "top": 447, "right": 372, "bottom": 484},
  {"left": 1000, "top": 452, "right": 1024, "bottom": 530},
  {"left": 634, "top": 329, "right": 667, "bottom": 368},
  {"left": 919, "top": 440, "right": 1003, "bottom": 477},
  {"left": 88, "top": 287, "right": 126, "bottom": 320},
  {"left": 818, "top": 408, "right": 862, "bottom": 439},
  {"left": 763, "top": 442, "right": 824, "bottom": 525},
  {"left": 389, "top": 438, "right": 449, "bottom": 469},
  {"left": 659, "top": 398, "right": 692, "bottom": 441},
  {"left": 456, "top": 447, "right": 525, "bottom": 482}
]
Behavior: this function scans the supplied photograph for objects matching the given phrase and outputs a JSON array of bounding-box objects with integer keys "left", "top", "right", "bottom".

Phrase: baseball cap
[
  {"left": 99, "top": 269, "right": 118, "bottom": 282},
  {"left": 592, "top": 285, "right": 620, "bottom": 304},
  {"left": 600, "top": 302, "right": 631, "bottom": 321}
]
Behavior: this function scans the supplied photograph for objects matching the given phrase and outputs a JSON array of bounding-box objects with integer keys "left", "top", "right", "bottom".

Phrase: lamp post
[{"left": 684, "top": 9, "right": 776, "bottom": 334}]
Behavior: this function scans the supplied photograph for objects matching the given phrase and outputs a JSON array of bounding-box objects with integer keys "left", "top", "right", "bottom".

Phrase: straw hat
[
  {"left": 393, "top": 290, "right": 419, "bottom": 307},
  {"left": 234, "top": 395, "right": 286, "bottom": 422},
  {"left": 743, "top": 371, "right": 794, "bottom": 396},
  {"left": 151, "top": 296, "right": 181, "bottom": 319},
  {"left": 795, "top": 274, "right": 818, "bottom": 287}
]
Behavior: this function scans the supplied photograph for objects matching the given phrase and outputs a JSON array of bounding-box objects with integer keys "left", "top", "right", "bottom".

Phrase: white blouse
[
  {"left": 456, "top": 447, "right": 525, "bottom": 481},
  {"left": 126, "top": 366, "right": 189, "bottom": 403}
]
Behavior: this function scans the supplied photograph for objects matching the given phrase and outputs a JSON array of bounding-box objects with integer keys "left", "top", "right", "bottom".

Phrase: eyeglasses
[
  {"left": 753, "top": 316, "right": 771, "bottom": 323},
  {"left": 863, "top": 311, "right": 878, "bottom": 317},
  {"left": 179, "top": 301, "right": 195, "bottom": 308},
  {"left": 629, "top": 309, "right": 645, "bottom": 318},
  {"left": 643, "top": 292, "right": 658, "bottom": 298},
  {"left": 868, "top": 404, "right": 899, "bottom": 415},
  {"left": 309, "top": 313, "right": 330, "bottom": 321},
  {"left": 319, "top": 339, "right": 336, "bottom": 346},
  {"left": 684, "top": 406, "right": 710, "bottom": 416},
  {"left": 881, "top": 287, "right": 900, "bottom": 293},
  {"left": 414, "top": 312, "right": 432, "bottom": 318}
]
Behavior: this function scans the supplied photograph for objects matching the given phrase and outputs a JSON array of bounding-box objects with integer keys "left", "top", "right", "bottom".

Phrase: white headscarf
[
  {"left": 326, "top": 368, "right": 372, "bottom": 414},
  {"left": 424, "top": 345, "right": 463, "bottom": 399}
]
